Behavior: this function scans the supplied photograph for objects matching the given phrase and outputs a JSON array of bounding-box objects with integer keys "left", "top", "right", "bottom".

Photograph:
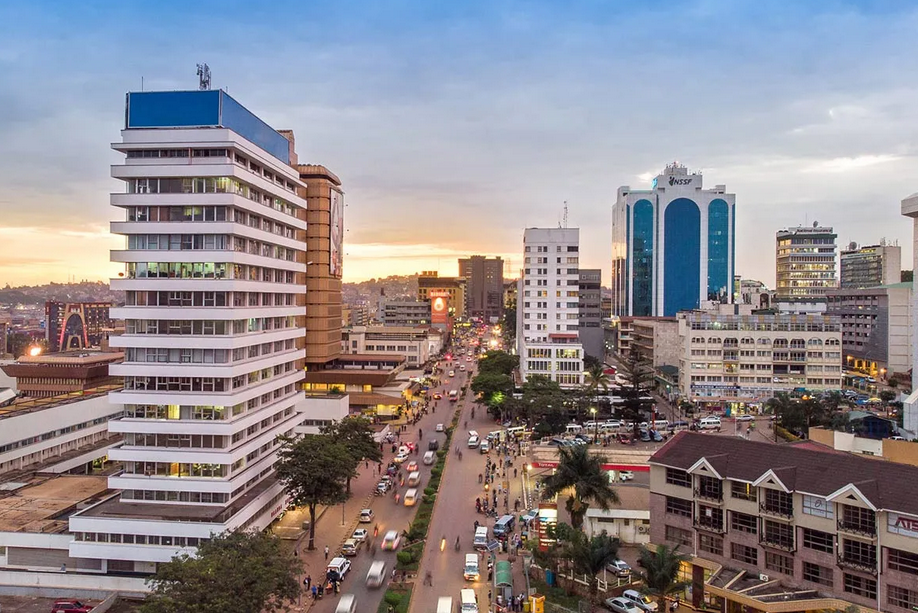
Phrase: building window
[
  {"left": 802, "top": 562, "right": 833, "bottom": 587},
  {"left": 840, "top": 504, "right": 876, "bottom": 535},
  {"left": 801, "top": 494, "right": 833, "bottom": 519},
  {"left": 888, "top": 585, "right": 918, "bottom": 611},
  {"left": 761, "top": 520, "right": 794, "bottom": 551},
  {"left": 841, "top": 539, "right": 876, "bottom": 569},
  {"left": 762, "top": 489, "right": 793, "bottom": 517},
  {"left": 696, "top": 476, "right": 723, "bottom": 501},
  {"left": 730, "top": 543, "right": 758, "bottom": 566},
  {"left": 730, "top": 481, "right": 756, "bottom": 502},
  {"left": 730, "top": 511, "right": 757, "bottom": 534},
  {"left": 764, "top": 551, "right": 794, "bottom": 575},
  {"left": 664, "top": 525, "right": 692, "bottom": 547},
  {"left": 888, "top": 548, "right": 918, "bottom": 575},
  {"left": 843, "top": 573, "right": 877, "bottom": 599},
  {"left": 696, "top": 504, "right": 723, "bottom": 532},
  {"left": 665, "top": 469, "right": 691, "bottom": 488},
  {"left": 698, "top": 534, "right": 723, "bottom": 556},
  {"left": 801, "top": 528, "right": 834, "bottom": 554},
  {"left": 665, "top": 497, "right": 692, "bottom": 518}
]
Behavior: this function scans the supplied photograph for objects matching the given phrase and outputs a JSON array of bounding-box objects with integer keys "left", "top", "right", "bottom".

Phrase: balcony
[
  {"left": 759, "top": 501, "right": 794, "bottom": 520},
  {"left": 837, "top": 519, "right": 876, "bottom": 539},
  {"left": 694, "top": 515, "right": 725, "bottom": 534},
  {"left": 694, "top": 488, "right": 723, "bottom": 504},
  {"left": 759, "top": 534, "right": 795, "bottom": 552},
  {"left": 837, "top": 555, "right": 877, "bottom": 575}
]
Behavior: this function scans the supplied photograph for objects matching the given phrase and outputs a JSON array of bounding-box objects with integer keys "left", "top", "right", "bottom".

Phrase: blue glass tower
[{"left": 611, "top": 163, "right": 736, "bottom": 317}]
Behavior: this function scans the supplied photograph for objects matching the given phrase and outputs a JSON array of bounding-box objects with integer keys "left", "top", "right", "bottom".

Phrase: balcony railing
[
  {"left": 759, "top": 534, "right": 796, "bottom": 552},
  {"left": 694, "top": 516, "right": 725, "bottom": 534},
  {"left": 837, "top": 519, "right": 876, "bottom": 539},
  {"left": 694, "top": 488, "right": 723, "bottom": 503},
  {"left": 837, "top": 555, "right": 877, "bottom": 575},
  {"left": 759, "top": 501, "right": 794, "bottom": 520}
]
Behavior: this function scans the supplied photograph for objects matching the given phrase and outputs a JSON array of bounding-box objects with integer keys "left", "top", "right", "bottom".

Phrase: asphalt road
[
  {"left": 410, "top": 342, "right": 523, "bottom": 613},
  {"left": 308, "top": 358, "right": 473, "bottom": 613}
]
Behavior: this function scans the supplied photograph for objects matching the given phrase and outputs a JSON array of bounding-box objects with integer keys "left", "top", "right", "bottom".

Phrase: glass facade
[
  {"left": 633, "top": 199, "right": 654, "bottom": 316},
  {"left": 707, "top": 199, "right": 729, "bottom": 301},
  {"left": 664, "top": 198, "right": 700, "bottom": 316}
]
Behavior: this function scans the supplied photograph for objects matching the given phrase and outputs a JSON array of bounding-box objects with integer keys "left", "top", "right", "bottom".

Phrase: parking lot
[{"left": 0, "top": 595, "right": 103, "bottom": 613}]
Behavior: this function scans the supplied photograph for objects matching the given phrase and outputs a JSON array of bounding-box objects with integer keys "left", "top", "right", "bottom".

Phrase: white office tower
[
  {"left": 69, "top": 90, "right": 308, "bottom": 572},
  {"left": 516, "top": 228, "right": 585, "bottom": 387}
]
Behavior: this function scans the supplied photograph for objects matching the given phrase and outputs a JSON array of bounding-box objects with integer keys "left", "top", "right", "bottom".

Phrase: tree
[
  {"left": 476, "top": 350, "right": 519, "bottom": 376},
  {"left": 321, "top": 416, "right": 383, "bottom": 494},
  {"left": 276, "top": 435, "right": 352, "bottom": 550},
  {"left": 637, "top": 544, "right": 690, "bottom": 610},
  {"left": 555, "top": 523, "right": 620, "bottom": 610},
  {"left": 523, "top": 375, "right": 567, "bottom": 429},
  {"left": 620, "top": 351, "right": 654, "bottom": 433},
  {"left": 471, "top": 371, "right": 514, "bottom": 408},
  {"left": 140, "top": 529, "right": 300, "bottom": 613},
  {"left": 501, "top": 297, "right": 517, "bottom": 345},
  {"left": 540, "top": 444, "right": 619, "bottom": 530},
  {"left": 584, "top": 363, "right": 611, "bottom": 395}
]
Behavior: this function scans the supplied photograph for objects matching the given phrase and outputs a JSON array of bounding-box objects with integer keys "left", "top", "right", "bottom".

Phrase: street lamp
[{"left": 590, "top": 407, "right": 598, "bottom": 443}]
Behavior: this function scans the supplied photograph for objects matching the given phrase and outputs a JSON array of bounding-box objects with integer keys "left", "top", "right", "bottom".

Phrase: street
[{"left": 306, "top": 363, "right": 473, "bottom": 613}]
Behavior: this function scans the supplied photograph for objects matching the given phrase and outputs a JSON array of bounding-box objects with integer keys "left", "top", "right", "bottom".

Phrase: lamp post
[{"left": 590, "top": 407, "right": 598, "bottom": 443}]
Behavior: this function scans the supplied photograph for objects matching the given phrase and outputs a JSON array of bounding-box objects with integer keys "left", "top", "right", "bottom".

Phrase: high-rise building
[
  {"left": 45, "top": 302, "right": 113, "bottom": 352},
  {"left": 611, "top": 163, "right": 736, "bottom": 317},
  {"left": 516, "top": 228, "right": 584, "bottom": 387},
  {"left": 577, "top": 268, "right": 603, "bottom": 360},
  {"left": 839, "top": 241, "right": 901, "bottom": 289},
  {"left": 458, "top": 256, "right": 504, "bottom": 322},
  {"left": 775, "top": 224, "right": 838, "bottom": 302},
  {"left": 294, "top": 163, "right": 344, "bottom": 367},
  {"left": 70, "top": 89, "right": 311, "bottom": 570}
]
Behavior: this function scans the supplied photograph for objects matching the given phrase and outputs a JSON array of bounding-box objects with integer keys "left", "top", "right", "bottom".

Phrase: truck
[{"left": 449, "top": 390, "right": 459, "bottom": 402}]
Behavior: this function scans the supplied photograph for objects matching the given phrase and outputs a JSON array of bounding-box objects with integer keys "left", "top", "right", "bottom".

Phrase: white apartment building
[
  {"left": 342, "top": 325, "right": 443, "bottom": 367},
  {"left": 68, "top": 90, "right": 310, "bottom": 571},
  {"left": 516, "top": 228, "right": 584, "bottom": 387},
  {"left": 678, "top": 310, "right": 843, "bottom": 411}
]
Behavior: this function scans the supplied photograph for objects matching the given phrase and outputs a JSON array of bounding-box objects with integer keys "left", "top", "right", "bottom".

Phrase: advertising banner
[{"left": 329, "top": 188, "right": 344, "bottom": 278}]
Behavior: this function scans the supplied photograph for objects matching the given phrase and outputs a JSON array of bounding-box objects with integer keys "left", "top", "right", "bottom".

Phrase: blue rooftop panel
[{"left": 125, "top": 90, "right": 290, "bottom": 164}]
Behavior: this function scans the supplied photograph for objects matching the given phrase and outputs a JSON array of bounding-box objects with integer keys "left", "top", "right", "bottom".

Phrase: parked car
[
  {"left": 51, "top": 602, "right": 93, "bottom": 613},
  {"left": 520, "top": 509, "right": 539, "bottom": 525},
  {"left": 352, "top": 528, "right": 368, "bottom": 543},
  {"left": 618, "top": 470, "right": 634, "bottom": 482},
  {"left": 735, "top": 414, "right": 755, "bottom": 422},
  {"left": 341, "top": 538, "right": 361, "bottom": 556},
  {"left": 623, "top": 590, "right": 658, "bottom": 612},
  {"left": 326, "top": 557, "right": 351, "bottom": 581},
  {"left": 606, "top": 559, "right": 632, "bottom": 577},
  {"left": 359, "top": 509, "right": 374, "bottom": 523},
  {"left": 382, "top": 530, "right": 401, "bottom": 550},
  {"left": 604, "top": 597, "right": 641, "bottom": 613}
]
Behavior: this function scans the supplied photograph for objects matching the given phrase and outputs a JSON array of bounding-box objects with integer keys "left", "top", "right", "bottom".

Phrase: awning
[{"left": 495, "top": 561, "right": 512, "bottom": 587}]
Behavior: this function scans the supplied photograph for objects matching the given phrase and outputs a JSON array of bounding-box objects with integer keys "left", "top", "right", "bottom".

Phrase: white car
[
  {"left": 326, "top": 557, "right": 351, "bottom": 580},
  {"left": 382, "top": 530, "right": 401, "bottom": 550},
  {"left": 436, "top": 423, "right": 445, "bottom": 432},
  {"left": 605, "top": 597, "right": 641, "bottom": 613},
  {"left": 359, "top": 509, "right": 374, "bottom": 523},
  {"left": 352, "top": 528, "right": 368, "bottom": 543},
  {"left": 735, "top": 414, "right": 755, "bottom": 422},
  {"left": 449, "top": 370, "right": 456, "bottom": 377},
  {"left": 394, "top": 452, "right": 409, "bottom": 464},
  {"left": 618, "top": 470, "right": 634, "bottom": 482}
]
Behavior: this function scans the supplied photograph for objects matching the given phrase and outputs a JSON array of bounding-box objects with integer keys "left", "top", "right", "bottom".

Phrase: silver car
[{"left": 605, "top": 597, "right": 641, "bottom": 613}]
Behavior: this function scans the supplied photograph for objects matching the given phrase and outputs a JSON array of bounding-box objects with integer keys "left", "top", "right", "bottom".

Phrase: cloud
[{"left": 801, "top": 155, "right": 903, "bottom": 173}]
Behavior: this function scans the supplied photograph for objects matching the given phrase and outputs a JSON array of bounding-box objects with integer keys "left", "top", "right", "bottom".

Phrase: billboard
[
  {"left": 431, "top": 295, "right": 449, "bottom": 325},
  {"left": 329, "top": 188, "right": 344, "bottom": 278}
]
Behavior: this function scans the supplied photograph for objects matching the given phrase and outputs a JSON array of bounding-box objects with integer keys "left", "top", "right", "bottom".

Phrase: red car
[
  {"left": 52, "top": 601, "right": 93, "bottom": 613},
  {"left": 434, "top": 393, "right": 442, "bottom": 400}
]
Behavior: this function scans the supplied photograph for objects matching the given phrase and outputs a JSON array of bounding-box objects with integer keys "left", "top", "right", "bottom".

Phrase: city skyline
[{"left": 2, "top": 0, "right": 918, "bottom": 288}]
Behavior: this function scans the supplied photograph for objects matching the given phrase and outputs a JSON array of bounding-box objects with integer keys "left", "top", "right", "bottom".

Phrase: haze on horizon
[{"left": 1, "top": 0, "right": 917, "bottom": 289}]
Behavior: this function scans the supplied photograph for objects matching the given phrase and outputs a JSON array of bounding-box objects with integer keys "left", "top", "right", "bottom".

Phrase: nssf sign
[{"left": 668, "top": 175, "right": 693, "bottom": 186}]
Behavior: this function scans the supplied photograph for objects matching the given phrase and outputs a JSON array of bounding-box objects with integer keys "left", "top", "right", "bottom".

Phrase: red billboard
[{"left": 431, "top": 291, "right": 449, "bottom": 325}]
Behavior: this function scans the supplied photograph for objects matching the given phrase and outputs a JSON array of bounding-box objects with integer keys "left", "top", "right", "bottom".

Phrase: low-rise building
[
  {"left": 584, "top": 486, "right": 650, "bottom": 545},
  {"left": 631, "top": 318, "right": 680, "bottom": 368},
  {"left": 380, "top": 300, "right": 431, "bottom": 326},
  {"left": 678, "top": 311, "right": 843, "bottom": 411},
  {"left": 826, "top": 282, "right": 913, "bottom": 379},
  {"left": 343, "top": 325, "right": 443, "bottom": 368},
  {"left": 650, "top": 432, "right": 918, "bottom": 613},
  {"left": 1, "top": 351, "right": 123, "bottom": 399}
]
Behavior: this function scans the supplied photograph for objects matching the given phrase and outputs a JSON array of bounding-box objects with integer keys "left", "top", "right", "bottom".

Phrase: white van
[
  {"left": 473, "top": 526, "right": 489, "bottom": 550},
  {"left": 651, "top": 419, "right": 669, "bottom": 430},
  {"left": 365, "top": 560, "right": 386, "bottom": 588},
  {"left": 437, "top": 596, "right": 454, "bottom": 613},
  {"left": 335, "top": 594, "right": 356, "bottom": 613},
  {"left": 565, "top": 423, "right": 583, "bottom": 434},
  {"left": 467, "top": 431, "right": 480, "bottom": 448},
  {"left": 463, "top": 553, "right": 480, "bottom": 580},
  {"left": 699, "top": 416, "right": 722, "bottom": 430},
  {"left": 460, "top": 588, "right": 479, "bottom": 612},
  {"left": 407, "top": 471, "right": 421, "bottom": 487}
]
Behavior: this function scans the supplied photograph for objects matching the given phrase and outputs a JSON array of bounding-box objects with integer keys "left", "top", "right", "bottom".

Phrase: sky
[{"left": 1, "top": 0, "right": 918, "bottom": 288}]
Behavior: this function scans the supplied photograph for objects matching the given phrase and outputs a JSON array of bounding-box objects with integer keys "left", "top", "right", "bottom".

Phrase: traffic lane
[
  {"left": 309, "top": 386, "right": 460, "bottom": 612},
  {"left": 412, "top": 378, "right": 517, "bottom": 611}
]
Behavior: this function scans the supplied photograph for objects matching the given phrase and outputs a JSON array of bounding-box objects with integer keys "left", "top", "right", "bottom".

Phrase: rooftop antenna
[
  {"left": 196, "top": 63, "right": 211, "bottom": 90},
  {"left": 562, "top": 201, "right": 569, "bottom": 229}
]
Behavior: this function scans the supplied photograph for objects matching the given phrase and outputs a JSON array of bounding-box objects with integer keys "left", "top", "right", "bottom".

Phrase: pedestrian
[
  {"left": 311, "top": 585, "right": 318, "bottom": 599},
  {"left": 365, "top": 460, "right": 369, "bottom": 469},
  {"left": 303, "top": 575, "right": 310, "bottom": 589},
  {"left": 488, "top": 589, "right": 492, "bottom": 602},
  {"left": 324, "top": 545, "right": 329, "bottom": 560},
  {"left": 293, "top": 548, "right": 298, "bottom": 558},
  {"left": 514, "top": 467, "right": 518, "bottom": 478}
]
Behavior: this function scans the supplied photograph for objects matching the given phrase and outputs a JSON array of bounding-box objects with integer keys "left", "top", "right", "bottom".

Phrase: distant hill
[
  {"left": 0, "top": 281, "right": 125, "bottom": 306},
  {"left": 343, "top": 274, "right": 418, "bottom": 304}
]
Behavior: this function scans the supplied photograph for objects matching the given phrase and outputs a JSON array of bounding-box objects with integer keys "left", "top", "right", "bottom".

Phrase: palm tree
[
  {"left": 585, "top": 364, "right": 611, "bottom": 394},
  {"left": 637, "top": 544, "right": 690, "bottom": 610},
  {"left": 556, "top": 524, "right": 619, "bottom": 611},
  {"left": 541, "top": 444, "right": 619, "bottom": 530}
]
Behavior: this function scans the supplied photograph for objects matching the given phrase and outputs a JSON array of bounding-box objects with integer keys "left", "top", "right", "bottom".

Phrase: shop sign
[{"left": 888, "top": 512, "right": 918, "bottom": 538}]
